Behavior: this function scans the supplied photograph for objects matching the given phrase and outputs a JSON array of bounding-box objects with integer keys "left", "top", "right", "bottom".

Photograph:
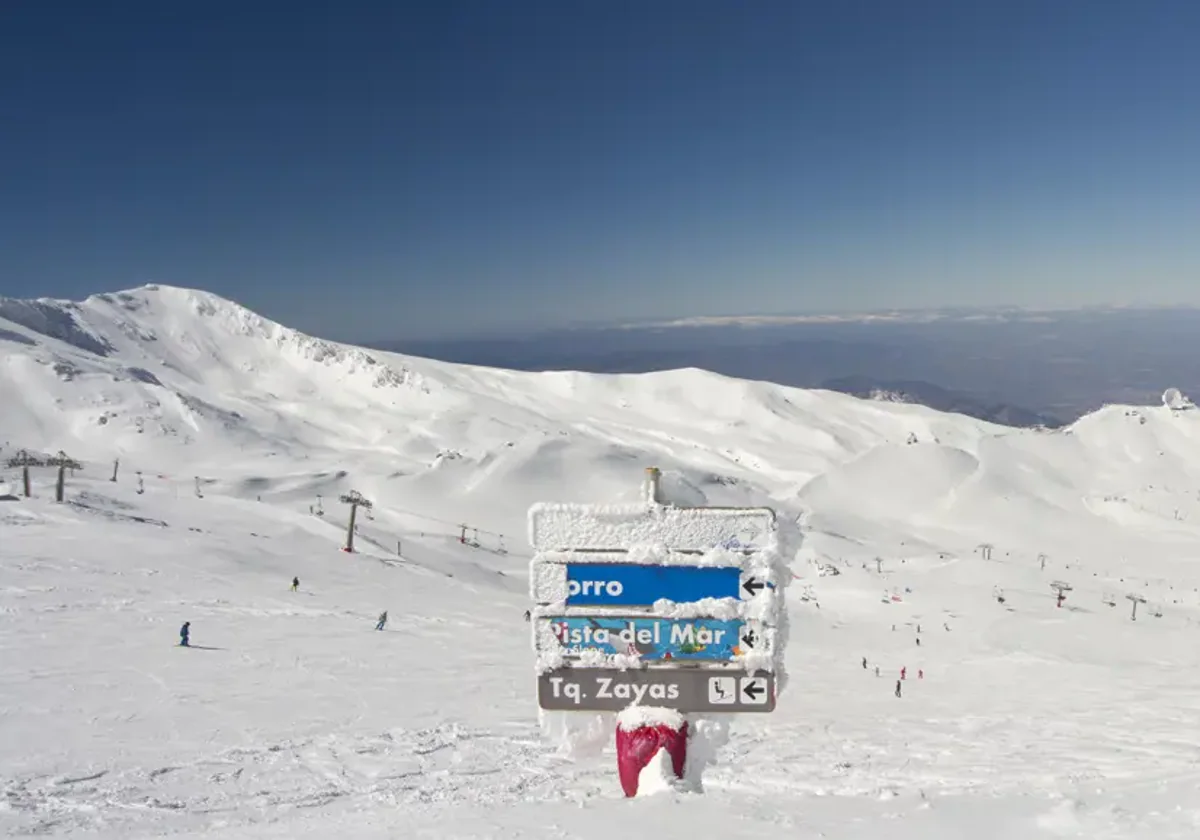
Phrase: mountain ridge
[
  {"left": 2, "top": 283, "right": 1197, "bottom": 548},
  {"left": 0, "top": 283, "right": 1009, "bottom": 536}
]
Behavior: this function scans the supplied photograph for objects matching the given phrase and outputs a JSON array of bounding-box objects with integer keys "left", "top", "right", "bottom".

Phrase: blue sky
[{"left": 2, "top": 0, "right": 1199, "bottom": 341}]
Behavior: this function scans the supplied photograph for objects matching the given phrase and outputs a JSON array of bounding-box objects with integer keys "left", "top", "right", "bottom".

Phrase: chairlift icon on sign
[{"left": 708, "top": 676, "right": 737, "bottom": 704}]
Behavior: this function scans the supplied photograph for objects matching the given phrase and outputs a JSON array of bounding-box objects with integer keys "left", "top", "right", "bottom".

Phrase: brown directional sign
[{"left": 537, "top": 667, "right": 775, "bottom": 713}]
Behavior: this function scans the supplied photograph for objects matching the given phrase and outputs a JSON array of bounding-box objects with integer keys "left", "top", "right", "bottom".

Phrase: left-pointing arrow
[
  {"left": 743, "top": 681, "right": 765, "bottom": 700},
  {"left": 741, "top": 631, "right": 758, "bottom": 648},
  {"left": 742, "top": 578, "right": 766, "bottom": 596}
]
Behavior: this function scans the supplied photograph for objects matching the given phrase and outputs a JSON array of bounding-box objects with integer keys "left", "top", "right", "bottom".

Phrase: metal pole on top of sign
[{"left": 643, "top": 466, "right": 662, "bottom": 505}]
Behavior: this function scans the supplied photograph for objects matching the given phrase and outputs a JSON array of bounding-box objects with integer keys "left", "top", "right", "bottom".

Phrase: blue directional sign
[
  {"left": 544, "top": 616, "right": 756, "bottom": 661},
  {"left": 564, "top": 563, "right": 741, "bottom": 606}
]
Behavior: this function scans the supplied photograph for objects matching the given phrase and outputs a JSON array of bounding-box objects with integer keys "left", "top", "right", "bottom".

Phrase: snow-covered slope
[
  {"left": 4, "top": 285, "right": 1200, "bottom": 838},
  {"left": 0, "top": 284, "right": 1006, "bottom": 534}
]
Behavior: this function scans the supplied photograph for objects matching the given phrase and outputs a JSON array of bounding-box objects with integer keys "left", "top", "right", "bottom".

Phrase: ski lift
[{"left": 1050, "top": 580, "right": 1072, "bottom": 608}]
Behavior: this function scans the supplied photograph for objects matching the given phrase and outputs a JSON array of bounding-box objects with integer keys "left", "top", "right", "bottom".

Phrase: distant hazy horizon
[{"left": 377, "top": 305, "right": 1200, "bottom": 426}]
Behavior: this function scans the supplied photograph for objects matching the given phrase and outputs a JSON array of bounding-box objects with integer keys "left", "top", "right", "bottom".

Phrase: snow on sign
[
  {"left": 529, "top": 502, "right": 774, "bottom": 552},
  {"left": 528, "top": 470, "right": 788, "bottom": 717}
]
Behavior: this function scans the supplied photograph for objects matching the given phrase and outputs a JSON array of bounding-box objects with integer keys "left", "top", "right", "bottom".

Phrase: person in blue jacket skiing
[{"left": 179, "top": 621, "right": 190, "bottom": 647}]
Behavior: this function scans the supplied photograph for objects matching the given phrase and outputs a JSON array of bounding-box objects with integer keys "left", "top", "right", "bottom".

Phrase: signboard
[
  {"left": 529, "top": 494, "right": 785, "bottom": 717},
  {"left": 538, "top": 616, "right": 769, "bottom": 662},
  {"left": 538, "top": 667, "right": 775, "bottom": 713},
  {"left": 532, "top": 560, "right": 772, "bottom": 606}
]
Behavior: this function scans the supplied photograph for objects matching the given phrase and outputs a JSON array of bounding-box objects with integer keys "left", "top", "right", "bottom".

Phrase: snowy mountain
[
  {"left": 0, "top": 284, "right": 1011, "bottom": 536},
  {"left": 4, "top": 285, "right": 1200, "bottom": 838}
]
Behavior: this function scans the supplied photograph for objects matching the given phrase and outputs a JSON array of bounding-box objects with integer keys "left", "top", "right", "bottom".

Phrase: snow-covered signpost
[{"left": 528, "top": 467, "right": 793, "bottom": 798}]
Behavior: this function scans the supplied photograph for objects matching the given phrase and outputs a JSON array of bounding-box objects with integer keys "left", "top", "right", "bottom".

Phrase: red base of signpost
[{"left": 616, "top": 720, "right": 688, "bottom": 797}]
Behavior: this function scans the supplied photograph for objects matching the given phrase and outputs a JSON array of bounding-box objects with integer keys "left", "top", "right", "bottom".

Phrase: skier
[
  {"left": 179, "top": 621, "right": 190, "bottom": 647},
  {"left": 523, "top": 609, "right": 531, "bottom": 622},
  {"left": 375, "top": 611, "right": 388, "bottom": 631},
  {"left": 291, "top": 576, "right": 299, "bottom": 592},
  {"left": 916, "top": 637, "right": 921, "bottom": 647},
  {"left": 874, "top": 665, "right": 880, "bottom": 677},
  {"left": 895, "top": 679, "right": 902, "bottom": 698},
  {"left": 900, "top": 666, "right": 907, "bottom": 680},
  {"left": 918, "top": 669, "right": 924, "bottom": 679},
  {"left": 861, "top": 656, "right": 867, "bottom": 669}
]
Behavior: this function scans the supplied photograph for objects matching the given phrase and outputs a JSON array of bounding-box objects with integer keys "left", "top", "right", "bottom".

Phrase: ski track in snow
[
  {"left": 13, "top": 712, "right": 1196, "bottom": 837},
  {"left": 2, "top": 722, "right": 598, "bottom": 836}
]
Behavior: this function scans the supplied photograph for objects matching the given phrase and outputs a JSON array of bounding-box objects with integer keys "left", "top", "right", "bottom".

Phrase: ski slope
[{"left": 4, "top": 285, "right": 1200, "bottom": 838}]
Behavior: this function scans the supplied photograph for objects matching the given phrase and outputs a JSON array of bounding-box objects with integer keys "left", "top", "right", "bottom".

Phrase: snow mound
[
  {"left": 800, "top": 442, "right": 980, "bottom": 525},
  {"left": 636, "top": 747, "right": 680, "bottom": 797}
]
